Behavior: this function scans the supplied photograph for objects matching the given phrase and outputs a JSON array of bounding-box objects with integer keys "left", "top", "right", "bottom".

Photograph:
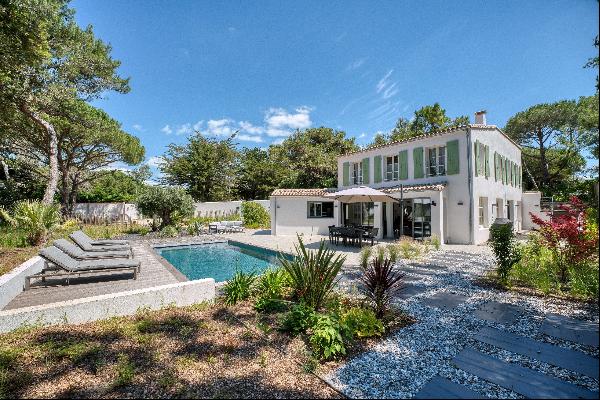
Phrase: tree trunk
[
  {"left": 537, "top": 128, "right": 550, "bottom": 191},
  {"left": 0, "top": 159, "right": 9, "bottom": 180},
  {"left": 19, "top": 103, "right": 59, "bottom": 204},
  {"left": 67, "top": 178, "right": 79, "bottom": 218}
]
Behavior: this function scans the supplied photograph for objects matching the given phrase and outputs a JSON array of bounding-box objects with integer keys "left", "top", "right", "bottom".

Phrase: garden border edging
[{"left": 0, "top": 256, "right": 44, "bottom": 310}]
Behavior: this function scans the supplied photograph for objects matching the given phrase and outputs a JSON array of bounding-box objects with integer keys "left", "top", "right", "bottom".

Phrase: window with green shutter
[
  {"left": 343, "top": 162, "right": 350, "bottom": 186},
  {"left": 362, "top": 157, "right": 370, "bottom": 184},
  {"left": 374, "top": 155, "right": 382, "bottom": 183},
  {"left": 474, "top": 141, "right": 479, "bottom": 176},
  {"left": 446, "top": 140, "right": 460, "bottom": 175},
  {"left": 399, "top": 150, "right": 408, "bottom": 180},
  {"left": 484, "top": 145, "right": 490, "bottom": 178},
  {"left": 413, "top": 147, "right": 424, "bottom": 179}
]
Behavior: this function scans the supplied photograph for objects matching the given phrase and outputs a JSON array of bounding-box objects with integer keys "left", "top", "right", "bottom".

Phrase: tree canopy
[
  {"left": 370, "top": 103, "right": 469, "bottom": 146},
  {"left": 504, "top": 97, "right": 597, "bottom": 195}
]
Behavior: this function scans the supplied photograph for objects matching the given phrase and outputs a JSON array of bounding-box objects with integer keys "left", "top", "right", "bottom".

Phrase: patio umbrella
[{"left": 324, "top": 186, "right": 398, "bottom": 203}]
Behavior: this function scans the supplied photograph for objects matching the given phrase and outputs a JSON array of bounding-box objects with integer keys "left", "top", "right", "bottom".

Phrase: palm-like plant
[
  {"left": 361, "top": 256, "right": 404, "bottom": 318},
  {"left": 278, "top": 236, "right": 345, "bottom": 310},
  {"left": 0, "top": 200, "right": 61, "bottom": 245}
]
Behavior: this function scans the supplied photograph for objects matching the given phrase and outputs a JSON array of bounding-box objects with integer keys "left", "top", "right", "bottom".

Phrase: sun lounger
[
  {"left": 26, "top": 246, "right": 140, "bottom": 290},
  {"left": 70, "top": 230, "right": 131, "bottom": 252},
  {"left": 53, "top": 239, "right": 132, "bottom": 260},
  {"left": 74, "top": 230, "right": 129, "bottom": 245}
]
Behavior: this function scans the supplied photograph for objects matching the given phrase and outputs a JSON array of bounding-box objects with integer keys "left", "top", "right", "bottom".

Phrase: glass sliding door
[
  {"left": 343, "top": 202, "right": 374, "bottom": 227},
  {"left": 412, "top": 198, "right": 431, "bottom": 240}
]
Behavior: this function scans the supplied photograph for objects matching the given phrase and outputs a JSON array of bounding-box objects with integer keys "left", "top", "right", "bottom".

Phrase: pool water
[{"left": 156, "top": 241, "right": 291, "bottom": 282}]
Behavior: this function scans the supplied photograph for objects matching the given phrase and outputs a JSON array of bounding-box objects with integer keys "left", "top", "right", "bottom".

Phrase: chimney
[{"left": 474, "top": 110, "right": 487, "bottom": 125}]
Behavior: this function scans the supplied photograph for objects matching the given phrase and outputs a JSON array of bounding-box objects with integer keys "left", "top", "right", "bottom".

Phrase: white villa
[{"left": 270, "top": 111, "right": 543, "bottom": 245}]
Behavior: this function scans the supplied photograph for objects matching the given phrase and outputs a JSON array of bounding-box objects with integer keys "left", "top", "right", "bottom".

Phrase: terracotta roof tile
[
  {"left": 270, "top": 188, "right": 335, "bottom": 197},
  {"left": 381, "top": 182, "right": 447, "bottom": 193}
]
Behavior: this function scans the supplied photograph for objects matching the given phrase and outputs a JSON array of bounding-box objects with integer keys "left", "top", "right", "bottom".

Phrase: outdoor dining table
[{"left": 329, "top": 226, "right": 372, "bottom": 247}]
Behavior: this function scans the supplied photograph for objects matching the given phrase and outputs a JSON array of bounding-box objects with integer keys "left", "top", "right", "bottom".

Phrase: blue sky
[{"left": 72, "top": 0, "right": 599, "bottom": 177}]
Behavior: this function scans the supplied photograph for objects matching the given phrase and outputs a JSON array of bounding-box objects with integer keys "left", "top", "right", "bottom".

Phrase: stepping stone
[
  {"left": 453, "top": 348, "right": 597, "bottom": 399},
  {"left": 414, "top": 376, "right": 481, "bottom": 399},
  {"left": 398, "top": 285, "right": 428, "bottom": 299},
  {"left": 474, "top": 301, "right": 524, "bottom": 325},
  {"left": 422, "top": 292, "right": 468, "bottom": 310},
  {"left": 475, "top": 326, "right": 599, "bottom": 379},
  {"left": 540, "top": 314, "right": 599, "bottom": 347}
]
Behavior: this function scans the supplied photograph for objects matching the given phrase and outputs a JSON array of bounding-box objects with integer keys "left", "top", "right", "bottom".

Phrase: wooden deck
[{"left": 3, "top": 242, "right": 186, "bottom": 311}]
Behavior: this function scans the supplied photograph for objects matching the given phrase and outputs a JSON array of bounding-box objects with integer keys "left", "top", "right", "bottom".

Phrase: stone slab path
[
  {"left": 327, "top": 250, "right": 599, "bottom": 399},
  {"left": 475, "top": 326, "right": 599, "bottom": 379},
  {"left": 453, "top": 347, "right": 597, "bottom": 399},
  {"left": 414, "top": 376, "right": 481, "bottom": 399},
  {"left": 541, "top": 313, "right": 599, "bottom": 347}
]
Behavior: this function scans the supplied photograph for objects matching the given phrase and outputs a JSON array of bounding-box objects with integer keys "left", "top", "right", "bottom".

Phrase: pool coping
[{"left": 151, "top": 239, "right": 295, "bottom": 285}]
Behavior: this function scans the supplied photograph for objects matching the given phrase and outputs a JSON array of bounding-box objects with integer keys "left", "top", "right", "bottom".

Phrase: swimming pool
[{"left": 155, "top": 241, "right": 292, "bottom": 282}]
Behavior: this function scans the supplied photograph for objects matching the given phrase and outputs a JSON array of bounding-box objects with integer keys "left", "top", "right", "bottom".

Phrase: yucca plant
[
  {"left": 278, "top": 236, "right": 345, "bottom": 310},
  {"left": 361, "top": 256, "right": 404, "bottom": 318},
  {"left": 0, "top": 201, "right": 61, "bottom": 245}
]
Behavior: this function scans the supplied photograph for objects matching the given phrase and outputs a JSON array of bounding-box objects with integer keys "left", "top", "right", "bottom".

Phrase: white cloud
[
  {"left": 237, "top": 134, "right": 263, "bottom": 143},
  {"left": 375, "top": 69, "right": 394, "bottom": 93},
  {"left": 346, "top": 58, "right": 366, "bottom": 71},
  {"left": 202, "top": 118, "right": 236, "bottom": 136},
  {"left": 146, "top": 156, "right": 163, "bottom": 168},
  {"left": 133, "top": 124, "right": 144, "bottom": 132},
  {"left": 193, "top": 120, "right": 203, "bottom": 131},
  {"left": 239, "top": 121, "right": 264, "bottom": 135},
  {"left": 161, "top": 125, "right": 173, "bottom": 135},
  {"left": 264, "top": 106, "right": 312, "bottom": 137},
  {"left": 176, "top": 123, "right": 193, "bottom": 135}
]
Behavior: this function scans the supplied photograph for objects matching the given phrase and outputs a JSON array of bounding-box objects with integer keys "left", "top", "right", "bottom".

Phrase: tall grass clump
[
  {"left": 222, "top": 270, "right": 257, "bottom": 305},
  {"left": 278, "top": 236, "right": 345, "bottom": 310},
  {"left": 359, "top": 246, "right": 372, "bottom": 269},
  {"left": 0, "top": 201, "right": 61, "bottom": 245}
]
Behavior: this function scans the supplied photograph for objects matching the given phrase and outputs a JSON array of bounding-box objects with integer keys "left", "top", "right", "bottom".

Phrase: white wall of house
[
  {"left": 521, "top": 191, "right": 546, "bottom": 230},
  {"left": 338, "top": 129, "right": 472, "bottom": 244},
  {"left": 270, "top": 196, "right": 339, "bottom": 236},
  {"left": 470, "top": 127, "right": 523, "bottom": 244}
]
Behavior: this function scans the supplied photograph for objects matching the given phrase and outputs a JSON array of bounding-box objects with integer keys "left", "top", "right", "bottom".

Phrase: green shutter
[
  {"left": 494, "top": 152, "right": 498, "bottom": 181},
  {"left": 374, "top": 155, "right": 382, "bottom": 183},
  {"left": 484, "top": 145, "right": 490, "bottom": 178},
  {"left": 362, "top": 157, "right": 370, "bottom": 184},
  {"left": 504, "top": 158, "right": 508, "bottom": 184},
  {"left": 446, "top": 140, "right": 460, "bottom": 175},
  {"left": 399, "top": 150, "right": 408, "bottom": 180},
  {"left": 413, "top": 147, "right": 424, "bottom": 179},
  {"left": 343, "top": 162, "right": 349, "bottom": 186},
  {"left": 474, "top": 141, "right": 479, "bottom": 176}
]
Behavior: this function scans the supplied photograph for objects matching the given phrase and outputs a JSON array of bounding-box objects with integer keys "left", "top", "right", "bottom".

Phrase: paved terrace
[{"left": 2, "top": 241, "right": 187, "bottom": 310}]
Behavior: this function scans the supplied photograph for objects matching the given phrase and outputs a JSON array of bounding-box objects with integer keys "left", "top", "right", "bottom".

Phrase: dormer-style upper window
[
  {"left": 426, "top": 146, "right": 446, "bottom": 177},
  {"left": 385, "top": 155, "right": 399, "bottom": 181},
  {"left": 351, "top": 162, "right": 362, "bottom": 185}
]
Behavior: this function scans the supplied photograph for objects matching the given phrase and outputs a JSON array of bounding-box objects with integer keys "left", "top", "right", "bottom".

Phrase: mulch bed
[{"left": 0, "top": 303, "right": 342, "bottom": 399}]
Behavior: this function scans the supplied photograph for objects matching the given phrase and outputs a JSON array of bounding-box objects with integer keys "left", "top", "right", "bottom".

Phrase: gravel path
[{"left": 327, "top": 251, "right": 599, "bottom": 399}]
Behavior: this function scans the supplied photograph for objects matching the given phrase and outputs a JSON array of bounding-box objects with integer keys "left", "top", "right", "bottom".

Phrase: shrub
[
  {"left": 222, "top": 270, "right": 256, "bottom": 306},
  {"left": 489, "top": 221, "right": 520, "bottom": 283},
  {"left": 309, "top": 313, "right": 349, "bottom": 360},
  {"left": 531, "top": 197, "right": 599, "bottom": 284},
  {"left": 278, "top": 236, "right": 345, "bottom": 310},
  {"left": 359, "top": 246, "right": 372, "bottom": 269},
  {"left": 136, "top": 186, "right": 194, "bottom": 230},
  {"left": 125, "top": 224, "right": 150, "bottom": 235},
  {"left": 430, "top": 234, "right": 441, "bottom": 251},
  {"left": 158, "top": 225, "right": 179, "bottom": 238},
  {"left": 254, "top": 268, "right": 288, "bottom": 312},
  {"left": 386, "top": 244, "right": 400, "bottom": 264},
  {"left": 241, "top": 201, "right": 270, "bottom": 229},
  {"left": 341, "top": 307, "right": 384, "bottom": 338},
  {"left": 398, "top": 239, "right": 421, "bottom": 260},
  {"left": 361, "top": 256, "right": 404, "bottom": 318},
  {"left": 280, "top": 302, "right": 316, "bottom": 335},
  {"left": 0, "top": 201, "right": 61, "bottom": 245}
]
